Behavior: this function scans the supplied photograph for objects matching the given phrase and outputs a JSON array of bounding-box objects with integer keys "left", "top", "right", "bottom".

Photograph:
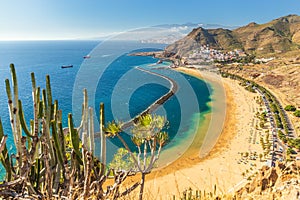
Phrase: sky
[{"left": 0, "top": 0, "right": 300, "bottom": 40}]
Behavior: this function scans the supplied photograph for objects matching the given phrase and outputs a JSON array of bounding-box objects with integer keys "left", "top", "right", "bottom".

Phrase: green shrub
[
  {"left": 245, "top": 85, "right": 256, "bottom": 93},
  {"left": 270, "top": 103, "right": 279, "bottom": 113},
  {"left": 294, "top": 110, "right": 300, "bottom": 117},
  {"left": 284, "top": 105, "right": 296, "bottom": 111},
  {"left": 287, "top": 148, "right": 297, "bottom": 155}
]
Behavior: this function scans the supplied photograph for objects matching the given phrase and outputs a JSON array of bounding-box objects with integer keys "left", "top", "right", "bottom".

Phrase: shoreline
[
  {"left": 144, "top": 67, "right": 231, "bottom": 172},
  {"left": 133, "top": 67, "right": 266, "bottom": 198},
  {"left": 156, "top": 67, "right": 227, "bottom": 167}
]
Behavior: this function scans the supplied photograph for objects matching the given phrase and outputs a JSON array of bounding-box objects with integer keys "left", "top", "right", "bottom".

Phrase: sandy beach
[{"left": 130, "top": 67, "right": 268, "bottom": 199}]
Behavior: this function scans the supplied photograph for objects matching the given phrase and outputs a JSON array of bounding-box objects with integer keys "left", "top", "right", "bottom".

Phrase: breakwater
[
  {"left": 120, "top": 67, "right": 178, "bottom": 129},
  {"left": 63, "top": 70, "right": 176, "bottom": 135},
  {"left": 92, "top": 67, "right": 178, "bottom": 137}
]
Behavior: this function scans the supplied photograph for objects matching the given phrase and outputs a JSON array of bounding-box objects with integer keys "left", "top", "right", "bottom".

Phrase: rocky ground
[{"left": 236, "top": 162, "right": 300, "bottom": 200}]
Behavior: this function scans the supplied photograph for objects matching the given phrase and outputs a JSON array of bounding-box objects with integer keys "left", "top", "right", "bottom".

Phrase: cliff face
[
  {"left": 236, "top": 162, "right": 300, "bottom": 199},
  {"left": 166, "top": 15, "right": 300, "bottom": 56}
]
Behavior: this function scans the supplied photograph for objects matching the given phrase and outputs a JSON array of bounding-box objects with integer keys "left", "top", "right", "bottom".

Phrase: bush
[
  {"left": 245, "top": 85, "right": 256, "bottom": 93},
  {"left": 287, "top": 148, "right": 297, "bottom": 155},
  {"left": 294, "top": 110, "right": 300, "bottom": 117},
  {"left": 284, "top": 105, "right": 296, "bottom": 111},
  {"left": 278, "top": 130, "right": 287, "bottom": 143},
  {"left": 270, "top": 103, "right": 278, "bottom": 113},
  {"left": 259, "top": 121, "right": 265, "bottom": 128},
  {"left": 294, "top": 138, "right": 300, "bottom": 150}
]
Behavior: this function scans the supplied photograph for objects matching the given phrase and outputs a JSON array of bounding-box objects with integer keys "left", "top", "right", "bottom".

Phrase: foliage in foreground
[
  {"left": 177, "top": 187, "right": 234, "bottom": 200},
  {"left": 0, "top": 64, "right": 168, "bottom": 200},
  {"left": 105, "top": 114, "right": 168, "bottom": 200}
]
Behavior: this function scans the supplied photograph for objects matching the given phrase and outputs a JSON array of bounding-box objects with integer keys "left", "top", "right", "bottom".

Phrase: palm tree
[
  {"left": 245, "top": 152, "right": 249, "bottom": 158},
  {"left": 253, "top": 151, "right": 257, "bottom": 157},
  {"left": 242, "top": 172, "right": 246, "bottom": 178}
]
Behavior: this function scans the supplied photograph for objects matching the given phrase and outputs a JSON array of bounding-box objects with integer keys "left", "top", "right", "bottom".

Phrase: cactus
[
  {"left": 18, "top": 100, "right": 34, "bottom": 138},
  {"left": 100, "top": 102, "right": 106, "bottom": 167},
  {"left": 0, "top": 118, "right": 12, "bottom": 181},
  {"left": 5, "top": 64, "right": 23, "bottom": 166},
  {"left": 89, "top": 107, "right": 95, "bottom": 154},
  {"left": 43, "top": 76, "right": 55, "bottom": 166},
  {"left": 82, "top": 89, "right": 89, "bottom": 149},
  {"left": 58, "top": 121, "right": 66, "bottom": 161},
  {"left": 51, "top": 99, "right": 65, "bottom": 167},
  {"left": 68, "top": 113, "right": 83, "bottom": 165},
  {"left": 10, "top": 65, "right": 22, "bottom": 159},
  {"left": 51, "top": 120, "right": 64, "bottom": 166},
  {"left": 0, "top": 134, "right": 7, "bottom": 154},
  {"left": 3, "top": 66, "right": 59, "bottom": 191},
  {"left": 0, "top": 64, "right": 142, "bottom": 199}
]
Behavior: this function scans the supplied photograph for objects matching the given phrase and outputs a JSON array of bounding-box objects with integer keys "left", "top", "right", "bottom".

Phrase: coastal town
[
  {"left": 172, "top": 44, "right": 300, "bottom": 167},
  {"left": 181, "top": 44, "right": 247, "bottom": 65}
]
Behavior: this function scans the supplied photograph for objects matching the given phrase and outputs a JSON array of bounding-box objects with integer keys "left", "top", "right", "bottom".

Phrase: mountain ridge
[{"left": 165, "top": 14, "right": 300, "bottom": 56}]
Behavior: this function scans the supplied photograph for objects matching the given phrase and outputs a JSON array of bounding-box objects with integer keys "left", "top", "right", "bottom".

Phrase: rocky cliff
[
  {"left": 165, "top": 15, "right": 300, "bottom": 56},
  {"left": 236, "top": 162, "right": 300, "bottom": 199}
]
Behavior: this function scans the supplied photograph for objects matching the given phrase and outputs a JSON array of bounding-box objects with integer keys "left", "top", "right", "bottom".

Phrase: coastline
[
  {"left": 155, "top": 66, "right": 227, "bottom": 167},
  {"left": 132, "top": 67, "right": 266, "bottom": 199}
]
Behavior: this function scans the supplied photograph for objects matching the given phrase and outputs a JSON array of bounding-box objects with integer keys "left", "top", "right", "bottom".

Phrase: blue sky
[{"left": 1, "top": 0, "right": 300, "bottom": 40}]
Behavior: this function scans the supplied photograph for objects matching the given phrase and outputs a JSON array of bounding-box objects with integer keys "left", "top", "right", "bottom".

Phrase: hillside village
[{"left": 182, "top": 44, "right": 246, "bottom": 64}]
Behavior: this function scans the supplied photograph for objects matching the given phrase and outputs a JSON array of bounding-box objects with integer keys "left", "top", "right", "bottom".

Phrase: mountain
[
  {"left": 165, "top": 15, "right": 300, "bottom": 56},
  {"left": 165, "top": 27, "right": 243, "bottom": 56},
  {"left": 79, "top": 23, "right": 237, "bottom": 44},
  {"left": 153, "top": 22, "right": 238, "bottom": 30},
  {"left": 141, "top": 23, "right": 238, "bottom": 44}
]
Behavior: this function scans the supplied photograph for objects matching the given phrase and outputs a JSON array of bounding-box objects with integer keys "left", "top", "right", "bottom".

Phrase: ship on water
[{"left": 61, "top": 65, "right": 73, "bottom": 68}]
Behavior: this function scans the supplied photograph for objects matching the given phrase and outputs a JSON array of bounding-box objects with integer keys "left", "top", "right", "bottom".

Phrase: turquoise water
[{"left": 0, "top": 40, "right": 212, "bottom": 176}]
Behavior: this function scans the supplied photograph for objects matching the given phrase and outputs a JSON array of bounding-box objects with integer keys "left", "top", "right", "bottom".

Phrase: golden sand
[{"left": 136, "top": 67, "right": 267, "bottom": 199}]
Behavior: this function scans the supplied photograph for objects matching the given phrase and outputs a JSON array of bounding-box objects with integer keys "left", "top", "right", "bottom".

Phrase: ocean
[{"left": 0, "top": 40, "right": 213, "bottom": 174}]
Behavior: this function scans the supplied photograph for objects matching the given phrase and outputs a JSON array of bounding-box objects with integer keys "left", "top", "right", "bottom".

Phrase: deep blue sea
[{"left": 0, "top": 40, "right": 212, "bottom": 175}]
